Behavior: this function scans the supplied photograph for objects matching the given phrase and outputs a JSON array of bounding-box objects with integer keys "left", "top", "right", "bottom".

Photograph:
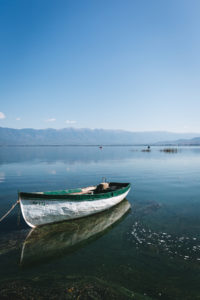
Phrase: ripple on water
[{"left": 128, "top": 221, "right": 200, "bottom": 262}]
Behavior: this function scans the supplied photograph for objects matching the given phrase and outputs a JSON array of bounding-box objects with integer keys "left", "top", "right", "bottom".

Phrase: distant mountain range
[
  {"left": 0, "top": 127, "right": 200, "bottom": 146},
  {"left": 157, "top": 137, "right": 200, "bottom": 146}
]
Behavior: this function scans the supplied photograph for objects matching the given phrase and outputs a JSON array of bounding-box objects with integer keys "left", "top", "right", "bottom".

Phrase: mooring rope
[{"left": 0, "top": 200, "right": 19, "bottom": 223}]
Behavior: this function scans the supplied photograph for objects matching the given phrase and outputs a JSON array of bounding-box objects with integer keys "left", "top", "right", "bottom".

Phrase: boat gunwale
[{"left": 19, "top": 183, "right": 131, "bottom": 202}]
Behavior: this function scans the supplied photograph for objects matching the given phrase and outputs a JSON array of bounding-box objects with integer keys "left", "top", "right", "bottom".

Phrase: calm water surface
[{"left": 0, "top": 146, "right": 200, "bottom": 299}]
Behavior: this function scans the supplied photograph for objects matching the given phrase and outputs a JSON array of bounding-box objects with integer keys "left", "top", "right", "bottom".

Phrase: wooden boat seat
[
  {"left": 66, "top": 183, "right": 119, "bottom": 195},
  {"left": 70, "top": 191, "right": 94, "bottom": 195}
]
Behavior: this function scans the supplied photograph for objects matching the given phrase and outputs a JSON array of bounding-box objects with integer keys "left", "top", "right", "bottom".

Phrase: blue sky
[{"left": 0, "top": 0, "right": 200, "bottom": 132}]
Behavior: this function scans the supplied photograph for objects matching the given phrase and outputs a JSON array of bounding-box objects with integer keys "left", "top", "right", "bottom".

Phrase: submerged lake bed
[{"left": 0, "top": 146, "right": 200, "bottom": 299}]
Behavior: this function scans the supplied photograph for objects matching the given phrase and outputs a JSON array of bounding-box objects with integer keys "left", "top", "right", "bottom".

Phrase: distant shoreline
[{"left": 0, "top": 144, "right": 200, "bottom": 147}]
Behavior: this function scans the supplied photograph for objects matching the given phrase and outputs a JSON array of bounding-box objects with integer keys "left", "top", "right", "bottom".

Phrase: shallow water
[{"left": 0, "top": 146, "right": 200, "bottom": 299}]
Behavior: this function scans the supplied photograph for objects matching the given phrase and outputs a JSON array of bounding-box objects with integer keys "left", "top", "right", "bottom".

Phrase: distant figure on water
[{"left": 142, "top": 145, "right": 151, "bottom": 152}]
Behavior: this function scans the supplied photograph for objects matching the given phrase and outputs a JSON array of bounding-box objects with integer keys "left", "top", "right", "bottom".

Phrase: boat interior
[
  {"left": 20, "top": 183, "right": 129, "bottom": 198},
  {"left": 73, "top": 182, "right": 129, "bottom": 195}
]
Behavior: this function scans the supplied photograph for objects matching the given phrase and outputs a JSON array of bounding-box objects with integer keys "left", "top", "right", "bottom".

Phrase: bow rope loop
[{"left": 0, "top": 200, "right": 19, "bottom": 223}]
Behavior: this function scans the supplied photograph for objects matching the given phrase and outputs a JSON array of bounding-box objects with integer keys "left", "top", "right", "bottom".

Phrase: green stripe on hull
[
  {"left": 44, "top": 188, "right": 82, "bottom": 195},
  {"left": 20, "top": 184, "right": 131, "bottom": 202}
]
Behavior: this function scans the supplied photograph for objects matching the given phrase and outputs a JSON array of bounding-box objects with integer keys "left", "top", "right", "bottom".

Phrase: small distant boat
[{"left": 19, "top": 182, "right": 131, "bottom": 228}]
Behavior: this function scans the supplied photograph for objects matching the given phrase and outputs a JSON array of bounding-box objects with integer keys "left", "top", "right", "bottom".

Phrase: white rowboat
[
  {"left": 19, "top": 182, "right": 131, "bottom": 228},
  {"left": 20, "top": 199, "right": 131, "bottom": 266}
]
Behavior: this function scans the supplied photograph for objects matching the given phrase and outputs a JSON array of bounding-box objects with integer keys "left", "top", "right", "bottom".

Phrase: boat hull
[
  {"left": 19, "top": 188, "right": 130, "bottom": 228},
  {"left": 20, "top": 199, "right": 131, "bottom": 266}
]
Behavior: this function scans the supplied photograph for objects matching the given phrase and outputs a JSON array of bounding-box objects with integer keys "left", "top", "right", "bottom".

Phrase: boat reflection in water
[{"left": 20, "top": 199, "right": 131, "bottom": 266}]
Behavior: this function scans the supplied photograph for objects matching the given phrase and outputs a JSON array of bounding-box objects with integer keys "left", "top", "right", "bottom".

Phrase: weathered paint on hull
[
  {"left": 20, "top": 199, "right": 131, "bottom": 266},
  {"left": 20, "top": 188, "right": 130, "bottom": 228}
]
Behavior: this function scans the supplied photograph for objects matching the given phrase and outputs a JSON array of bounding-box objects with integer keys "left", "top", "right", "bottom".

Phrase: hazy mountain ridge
[
  {"left": 0, "top": 127, "right": 200, "bottom": 145},
  {"left": 156, "top": 137, "right": 200, "bottom": 146}
]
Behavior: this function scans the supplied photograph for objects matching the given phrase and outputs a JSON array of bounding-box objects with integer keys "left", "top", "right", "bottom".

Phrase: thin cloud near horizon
[
  {"left": 0, "top": 112, "right": 6, "bottom": 119},
  {"left": 45, "top": 118, "right": 56, "bottom": 122},
  {"left": 65, "top": 120, "right": 77, "bottom": 124}
]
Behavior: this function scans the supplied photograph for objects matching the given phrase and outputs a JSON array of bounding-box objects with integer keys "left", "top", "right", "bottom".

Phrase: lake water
[{"left": 0, "top": 146, "right": 200, "bottom": 299}]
